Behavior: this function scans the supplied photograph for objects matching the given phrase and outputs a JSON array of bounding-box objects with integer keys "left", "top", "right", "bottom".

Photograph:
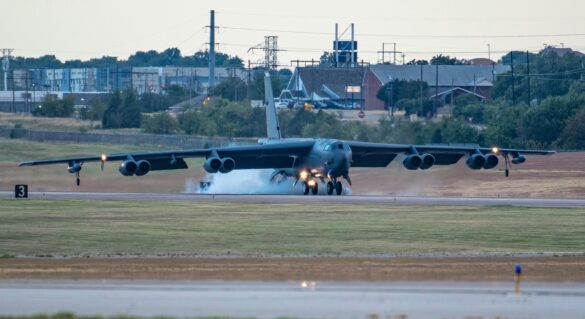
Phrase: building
[
  {"left": 285, "top": 67, "right": 366, "bottom": 107},
  {"left": 8, "top": 66, "right": 246, "bottom": 95},
  {"left": 363, "top": 64, "right": 511, "bottom": 110},
  {"left": 541, "top": 46, "right": 585, "bottom": 58},
  {"left": 282, "top": 64, "right": 511, "bottom": 111}
]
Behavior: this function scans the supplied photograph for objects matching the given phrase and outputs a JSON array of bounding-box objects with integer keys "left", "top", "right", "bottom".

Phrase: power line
[{"left": 221, "top": 26, "right": 585, "bottom": 39}]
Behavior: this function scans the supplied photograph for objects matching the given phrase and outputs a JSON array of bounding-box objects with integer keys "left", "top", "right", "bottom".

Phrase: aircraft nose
[{"left": 331, "top": 153, "right": 349, "bottom": 176}]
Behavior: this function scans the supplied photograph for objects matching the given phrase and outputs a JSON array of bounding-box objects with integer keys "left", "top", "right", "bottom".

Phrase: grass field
[
  {"left": 0, "top": 200, "right": 583, "bottom": 257},
  {"left": 0, "top": 113, "right": 142, "bottom": 133},
  {"left": 0, "top": 138, "right": 167, "bottom": 162}
]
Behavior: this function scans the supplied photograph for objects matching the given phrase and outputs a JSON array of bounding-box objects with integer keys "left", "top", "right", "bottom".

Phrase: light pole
[{"left": 32, "top": 83, "right": 36, "bottom": 113}]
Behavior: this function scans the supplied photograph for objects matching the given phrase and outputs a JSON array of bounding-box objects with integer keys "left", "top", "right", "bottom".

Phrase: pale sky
[{"left": 2, "top": 0, "right": 585, "bottom": 66}]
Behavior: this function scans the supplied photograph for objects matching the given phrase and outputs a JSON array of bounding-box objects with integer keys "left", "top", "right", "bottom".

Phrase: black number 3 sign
[{"left": 14, "top": 185, "right": 28, "bottom": 198}]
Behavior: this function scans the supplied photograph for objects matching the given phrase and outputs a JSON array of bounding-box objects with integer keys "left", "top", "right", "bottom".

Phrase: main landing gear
[
  {"left": 304, "top": 181, "right": 318, "bottom": 195},
  {"left": 326, "top": 181, "right": 343, "bottom": 196},
  {"left": 304, "top": 180, "right": 343, "bottom": 196}
]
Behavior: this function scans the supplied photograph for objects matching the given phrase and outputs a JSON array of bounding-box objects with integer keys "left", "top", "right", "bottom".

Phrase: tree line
[{"left": 9, "top": 48, "right": 244, "bottom": 69}]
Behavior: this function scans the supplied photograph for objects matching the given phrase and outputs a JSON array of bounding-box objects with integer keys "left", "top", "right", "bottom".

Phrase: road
[
  {"left": 1, "top": 280, "right": 584, "bottom": 318},
  {"left": 2, "top": 191, "right": 585, "bottom": 207}
]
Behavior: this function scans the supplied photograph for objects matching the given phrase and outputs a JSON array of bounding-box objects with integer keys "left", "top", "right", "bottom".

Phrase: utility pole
[
  {"left": 378, "top": 43, "right": 402, "bottom": 64},
  {"left": 208, "top": 10, "right": 217, "bottom": 88},
  {"left": 1, "top": 49, "right": 14, "bottom": 92},
  {"left": 350, "top": 23, "right": 355, "bottom": 67},
  {"left": 435, "top": 63, "right": 439, "bottom": 117},
  {"left": 526, "top": 51, "right": 531, "bottom": 105},
  {"left": 419, "top": 64, "right": 424, "bottom": 117},
  {"left": 25, "top": 72, "right": 29, "bottom": 113},
  {"left": 11, "top": 75, "right": 15, "bottom": 113},
  {"left": 335, "top": 23, "right": 339, "bottom": 68},
  {"left": 510, "top": 51, "right": 516, "bottom": 105},
  {"left": 247, "top": 60, "right": 251, "bottom": 100}
]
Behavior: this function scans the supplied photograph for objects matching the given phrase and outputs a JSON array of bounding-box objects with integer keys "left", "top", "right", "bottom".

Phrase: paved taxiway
[
  {"left": 1, "top": 281, "right": 584, "bottom": 318},
  {"left": 2, "top": 191, "right": 585, "bottom": 207}
]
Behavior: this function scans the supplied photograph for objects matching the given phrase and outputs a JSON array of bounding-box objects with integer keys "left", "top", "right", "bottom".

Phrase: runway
[
  {"left": 2, "top": 191, "right": 585, "bottom": 207},
  {"left": 1, "top": 280, "right": 584, "bottom": 318}
]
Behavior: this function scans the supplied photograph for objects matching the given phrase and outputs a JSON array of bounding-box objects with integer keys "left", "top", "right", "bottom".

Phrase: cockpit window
[{"left": 337, "top": 143, "right": 344, "bottom": 150}]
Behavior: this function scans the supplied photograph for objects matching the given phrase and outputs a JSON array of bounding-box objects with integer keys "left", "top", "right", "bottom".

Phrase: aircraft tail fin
[{"left": 264, "top": 72, "right": 281, "bottom": 140}]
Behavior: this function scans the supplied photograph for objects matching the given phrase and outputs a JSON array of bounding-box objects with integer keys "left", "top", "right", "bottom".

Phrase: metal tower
[
  {"left": 248, "top": 36, "right": 279, "bottom": 70},
  {"left": 1, "top": 49, "right": 14, "bottom": 91},
  {"left": 264, "top": 36, "right": 278, "bottom": 70}
]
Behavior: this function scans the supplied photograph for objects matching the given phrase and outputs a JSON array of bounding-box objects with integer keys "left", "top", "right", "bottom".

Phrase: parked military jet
[{"left": 19, "top": 73, "right": 554, "bottom": 195}]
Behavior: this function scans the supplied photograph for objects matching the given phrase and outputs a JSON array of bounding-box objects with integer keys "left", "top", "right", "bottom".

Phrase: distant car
[
  {"left": 274, "top": 98, "right": 290, "bottom": 109},
  {"left": 292, "top": 101, "right": 306, "bottom": 109},
  {"left": 311, "top": 100, "right": 328, "bottom": 109}
]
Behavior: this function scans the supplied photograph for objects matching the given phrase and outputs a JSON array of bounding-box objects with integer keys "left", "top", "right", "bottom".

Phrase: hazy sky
[{"left": 3, "top": 0, "right": 585, "bottom": 65}]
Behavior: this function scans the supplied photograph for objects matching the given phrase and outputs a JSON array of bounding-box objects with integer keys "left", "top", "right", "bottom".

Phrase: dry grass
[
  {"left": 0, "top": 112, "right": 141, "bottom": 133},
  {"left": 1, "top": 200, "right": 583, "bottom": 257}
]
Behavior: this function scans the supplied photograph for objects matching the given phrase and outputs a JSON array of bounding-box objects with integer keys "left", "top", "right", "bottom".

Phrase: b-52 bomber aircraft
[{"left": 20, "top": 73, "right": 554, "bottom": 195}]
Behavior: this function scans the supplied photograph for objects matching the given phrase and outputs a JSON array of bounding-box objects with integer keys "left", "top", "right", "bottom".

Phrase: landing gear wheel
[
  {"left": 311, "top": 183, "right": 319, "bottom": 195},
  {"left": 327, "top": 182, "right": 334, "bottom": 195},
  {"left": 75, "top": 171, "right": 80, "bottom": 186},
  {"left": 304, "top": 184, "right": 310, "bottom": 195},
  {"left": 335, "top": 181, "right": 343, "bottom": 195}
]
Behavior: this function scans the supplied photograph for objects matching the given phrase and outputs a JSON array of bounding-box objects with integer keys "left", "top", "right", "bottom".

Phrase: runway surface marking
[
  {"left": 2, "top": 191, "right": 585, "bottom": 207},
  {"left": 1, "top": 281, "right": 584, "bottom": 319}
]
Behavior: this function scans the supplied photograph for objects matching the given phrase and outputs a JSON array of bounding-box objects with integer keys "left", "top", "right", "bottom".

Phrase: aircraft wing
[
  {"left": 346, "top": 141, "right": 555, "bottom": 168},
  {"left": 19, "top": 140, "right": 316, "bottom": 171}
]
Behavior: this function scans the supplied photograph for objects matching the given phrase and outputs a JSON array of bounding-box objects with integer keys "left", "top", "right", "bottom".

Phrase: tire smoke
[{"left": 187, "top": 169, "right": 352, "bottom": 195}]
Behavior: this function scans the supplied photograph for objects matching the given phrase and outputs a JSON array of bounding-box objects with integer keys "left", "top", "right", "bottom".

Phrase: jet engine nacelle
[
  {"left": 466, "top": 154, "right": 486, "bottom": 170},
  {"left": 403, "top": 153, "right": 435, "bottom": 170},
  {"left": 204, "top": 157, "right": 223, "bottom": 174},
  {"left": 403, "top": 154, "right": 422, "bottom": 170},
  {"left": 119, "top": 160, "right": 138, "bottom": 176},
  {"left": 419, "top": 153, "right": 435, "bottom": 170},
  {"left": 219, "top": 157, "right": 236, "bottom": 174},
  {"left": 512, "top": 155, "right": 526, "bottom": 164},
  {"left": 483, "top": 154, "right": 499, "bottom": 169},
  {"left": 134, "top": 160, "right": 151, "bottom": 176},
  {"left": 67, "top": 163, "right": 82, "bottom": 174}
]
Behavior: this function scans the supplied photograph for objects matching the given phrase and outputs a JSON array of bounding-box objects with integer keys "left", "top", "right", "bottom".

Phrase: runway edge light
[{"left": 514, "top": 264, "right": 523, "bottom": 294}]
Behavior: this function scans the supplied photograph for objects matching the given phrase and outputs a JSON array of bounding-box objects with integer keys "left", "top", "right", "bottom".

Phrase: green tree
[
  {"left": 102, "top": 91, "right": 122, "bottom": 129},
  {"left": 430, "top": 54, "right": 468, "bottom": 65},
  {"left": 558, "top": 108, "right": 585, "bottom": 149},
  {"left": 406, "top": 59, "right": 429, "bottom": 65},
  {"left": 120, "top": 89, "right": 141, "bottom": 128},
  {"left": 141, "top": 112, "right": 180, "bottom": 134},
  {"left": 79, "top": 96, "right": 108, "bottom": 121},
  {"left": 32, "top": 95, "right": 74, "bottom": 118},
  {"left": 209, "top": 77, "right": 248, "bottom": 101},
  {"left": 319, "top": 51, "right": 336, "bottom": 67},
  {"left": 376, "top": 79, "right": 428, "bottom": 108}
]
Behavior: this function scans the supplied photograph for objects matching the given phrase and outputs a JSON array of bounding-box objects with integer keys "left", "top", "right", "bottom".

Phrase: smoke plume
[{"left": 186, "top": 169, "right": 351, "bottom": 195}]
